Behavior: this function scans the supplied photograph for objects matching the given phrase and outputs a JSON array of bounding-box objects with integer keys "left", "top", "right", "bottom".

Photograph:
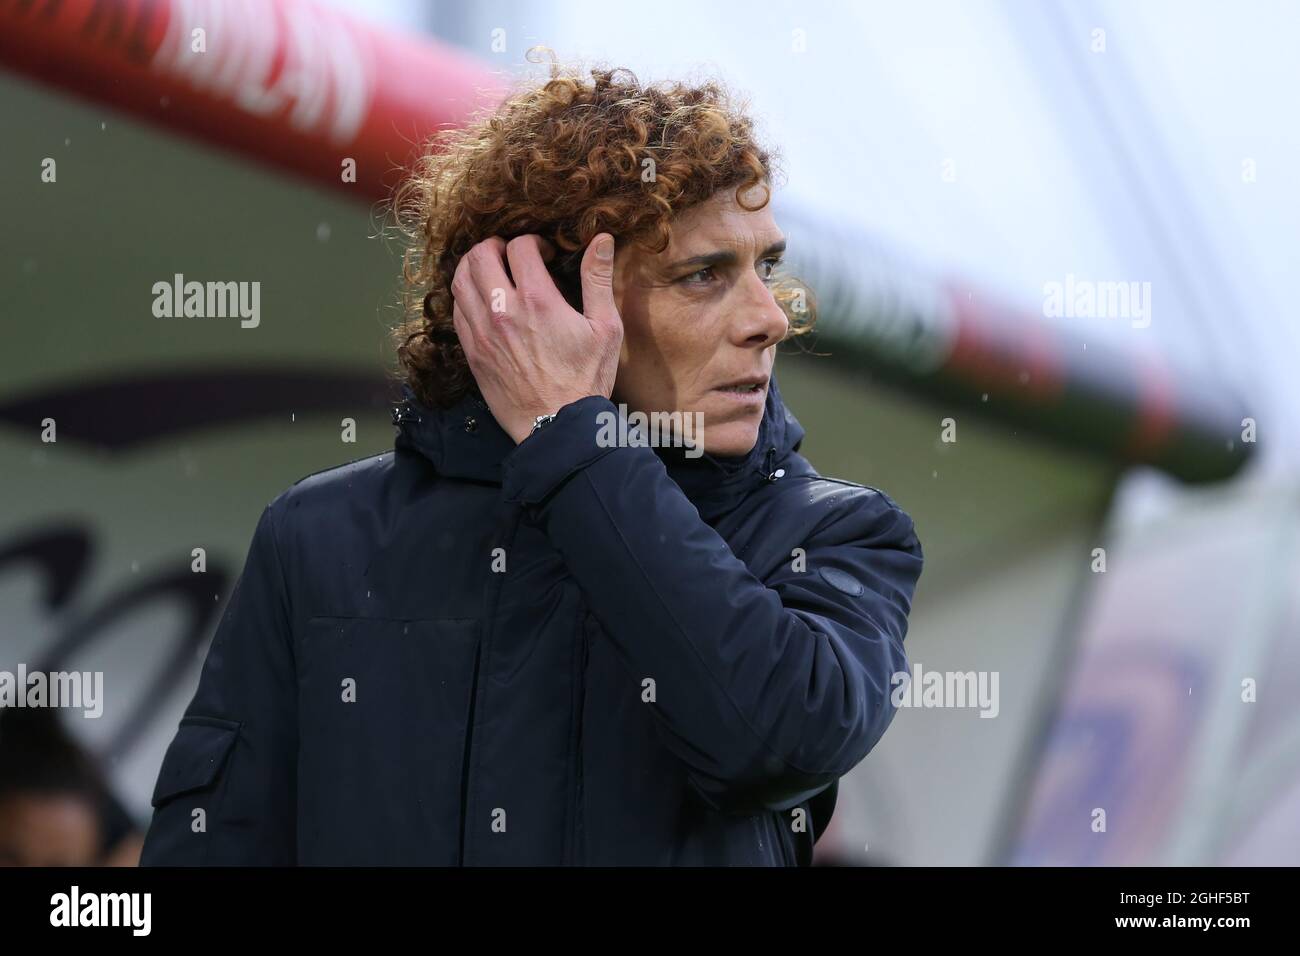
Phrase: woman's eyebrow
[{"left": 664, "top": 238, "right": 787, "bottom": 271}]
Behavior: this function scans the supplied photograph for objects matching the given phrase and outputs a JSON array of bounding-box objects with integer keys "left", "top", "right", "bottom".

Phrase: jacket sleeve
[
  {"left": 501, "top": 396, "right": 923, "bottom": 815},
  {"left": 139, "top": 502, "right": 298, "bottom": 865}
]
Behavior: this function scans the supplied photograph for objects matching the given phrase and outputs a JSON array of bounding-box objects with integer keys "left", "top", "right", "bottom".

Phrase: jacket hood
[{"left": 393, "top": 372, "right": 807, "bottom": 518}]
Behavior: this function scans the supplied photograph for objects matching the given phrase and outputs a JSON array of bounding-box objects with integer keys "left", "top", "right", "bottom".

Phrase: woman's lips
[{"left": 712, "top": 383, "right": 767, "bottom": 407}]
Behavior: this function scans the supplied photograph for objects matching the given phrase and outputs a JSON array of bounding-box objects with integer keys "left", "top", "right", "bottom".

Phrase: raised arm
[{"left": 502, "top": 396, "right": 923, "bottom": 813}]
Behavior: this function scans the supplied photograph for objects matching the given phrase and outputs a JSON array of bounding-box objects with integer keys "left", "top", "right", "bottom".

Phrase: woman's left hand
[{"left": 451, "top": 232, "right": 624, "bottom": 443}]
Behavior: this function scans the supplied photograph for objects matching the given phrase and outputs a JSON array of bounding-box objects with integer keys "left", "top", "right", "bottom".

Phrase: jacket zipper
[
  {"left": 457, "top": 501, "right": 525, "bottom": 866},
  {"left": 777, "top": 812, "right": 796, "bottom": 866},
  {"left": 767, "top": 811, "right": 795, "bottom": 867},
  {"left": 752, "top": 810, "right": 795, "bottom": 866},
  {"left": 569, "top": 615, "right": 590, "bottom": 865},
  {"left": 456, "top": 638, "right": 482, "bottom": 866}
]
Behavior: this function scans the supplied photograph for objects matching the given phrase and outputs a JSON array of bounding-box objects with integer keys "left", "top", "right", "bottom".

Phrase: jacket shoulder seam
[{"left": 286, "top": 450, "right": 391, "bottom": 489}]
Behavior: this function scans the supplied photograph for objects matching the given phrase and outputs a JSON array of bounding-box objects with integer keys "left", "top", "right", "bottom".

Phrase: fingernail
[{"left": 595, "top": 236, "right": 614, "bottom": 260}]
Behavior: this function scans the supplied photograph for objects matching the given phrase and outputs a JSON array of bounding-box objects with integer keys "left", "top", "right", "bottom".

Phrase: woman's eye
[{"left": 681, "top": 258, "right": 782, "bottom": 285}]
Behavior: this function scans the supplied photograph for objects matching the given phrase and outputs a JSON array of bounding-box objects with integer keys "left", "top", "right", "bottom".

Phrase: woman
[{"left": 140, "top": 59, "right": 923, "bottom": 867}]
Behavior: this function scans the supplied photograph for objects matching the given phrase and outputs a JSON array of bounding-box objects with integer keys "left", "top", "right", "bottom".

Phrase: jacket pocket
[
  {"left": 140, "top": 716, "right": 240, "bottom": 866},
  {"left": 150, "top": 716, "right": 240, "bottom": 806}
]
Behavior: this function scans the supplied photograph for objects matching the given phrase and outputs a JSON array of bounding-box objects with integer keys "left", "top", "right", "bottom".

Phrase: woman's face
[{"left": 610, "top": 187, "right": 790, "bottom": 457}]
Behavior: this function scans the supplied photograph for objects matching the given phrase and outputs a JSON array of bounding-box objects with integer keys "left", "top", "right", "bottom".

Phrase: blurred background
[{"left": 1, "top": 0, "right": 1296, "bottom": 866}]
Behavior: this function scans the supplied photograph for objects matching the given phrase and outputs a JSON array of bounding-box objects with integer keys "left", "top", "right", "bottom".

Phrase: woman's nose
[{"left": 734, "top": 272, "right": 791, "bottom": 347}]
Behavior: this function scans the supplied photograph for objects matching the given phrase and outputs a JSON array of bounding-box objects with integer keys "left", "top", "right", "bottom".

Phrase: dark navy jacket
[{"left": 139, "top": 374, "right": 923, "bottom": 866}]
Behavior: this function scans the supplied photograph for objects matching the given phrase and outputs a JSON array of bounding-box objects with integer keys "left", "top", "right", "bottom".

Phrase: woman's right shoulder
[{"left": 267, "top": 450, "right": 397, "bottom": 518}]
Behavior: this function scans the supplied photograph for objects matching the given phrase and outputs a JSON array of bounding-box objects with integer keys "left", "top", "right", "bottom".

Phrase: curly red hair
[{"left": 390, "top": 50, "right": 817, "bottom": 409}]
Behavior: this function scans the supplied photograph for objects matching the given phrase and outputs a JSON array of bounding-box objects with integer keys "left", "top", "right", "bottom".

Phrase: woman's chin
[{"left": 701, "top": 421, "right": 763, "bottom": 458}]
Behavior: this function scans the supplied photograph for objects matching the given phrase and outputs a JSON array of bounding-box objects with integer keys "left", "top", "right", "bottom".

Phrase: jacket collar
[{"left": 393, "top": 373, "right": 806, "bottom": 519}]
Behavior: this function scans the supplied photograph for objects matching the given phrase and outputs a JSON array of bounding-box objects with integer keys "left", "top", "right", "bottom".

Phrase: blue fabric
[{"left": 140, "top": 374, "right": 923, "bottom": 866}]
